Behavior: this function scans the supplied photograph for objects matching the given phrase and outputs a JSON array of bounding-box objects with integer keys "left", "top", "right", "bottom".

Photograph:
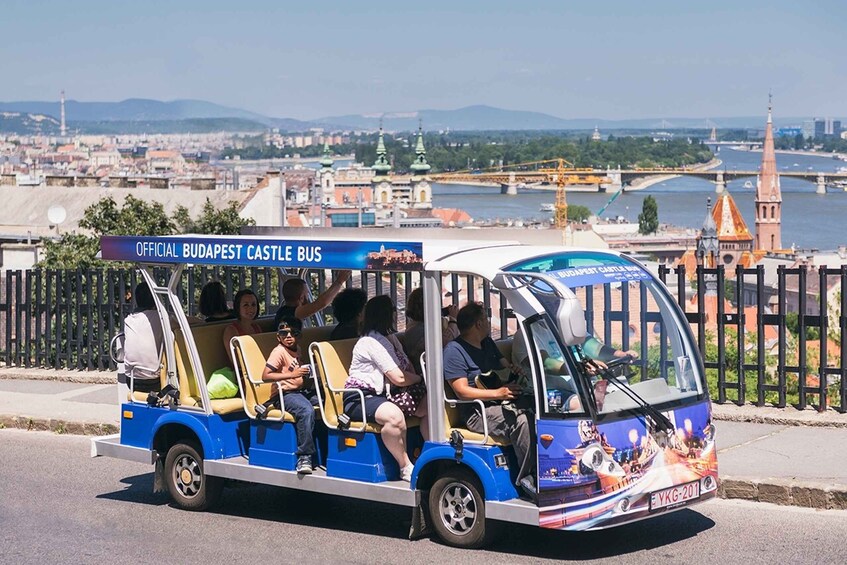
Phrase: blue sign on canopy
[
  {"left": 100, "top": 236, "right": 424, "bottom": 271},
  {"left": 546, "top": 263, "right": 650, "bottom": 288}
]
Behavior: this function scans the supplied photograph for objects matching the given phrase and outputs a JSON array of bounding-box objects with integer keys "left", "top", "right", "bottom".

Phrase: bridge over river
[{"left": 431, "top": 166, "right": 847, "bottom": 195}]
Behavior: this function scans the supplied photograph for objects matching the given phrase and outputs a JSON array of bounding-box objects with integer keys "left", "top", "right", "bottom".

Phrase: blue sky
[{"left": 2, "top": 0, "right": 844, "bottom": 120}]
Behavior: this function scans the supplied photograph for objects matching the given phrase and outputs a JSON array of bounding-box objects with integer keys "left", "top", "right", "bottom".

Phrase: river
[{"left": 431, "top": 147, "right": 847, "bottom": 251}]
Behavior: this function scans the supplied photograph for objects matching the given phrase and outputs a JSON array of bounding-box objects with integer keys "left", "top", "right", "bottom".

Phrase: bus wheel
[
  {"left": 164, "top": 441, "right": 223, "bottom": 511},
  {"left": 429, "top": 469, "right": 489, "bottom": 549}
]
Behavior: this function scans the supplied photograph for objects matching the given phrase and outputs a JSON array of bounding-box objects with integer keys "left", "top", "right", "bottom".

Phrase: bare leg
[
  {"left": 414, "top": 393, "right": 429, "bottom": 441},
  {"left": 375, "top": 402, "right": 411, "bottom": 469}
]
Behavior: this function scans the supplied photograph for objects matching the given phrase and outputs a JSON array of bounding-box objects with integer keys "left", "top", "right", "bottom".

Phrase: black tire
[
  {"left": 428, "top": 468, "right": 491, "bottom": 549},
  {"left": 164, "top": 441, "right": 223, "bottom": 511}
]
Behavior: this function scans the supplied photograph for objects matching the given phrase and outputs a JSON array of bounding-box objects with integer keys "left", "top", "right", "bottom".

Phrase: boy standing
[{"left": 262, "top": 317, "right": 318, "bottom": 474}]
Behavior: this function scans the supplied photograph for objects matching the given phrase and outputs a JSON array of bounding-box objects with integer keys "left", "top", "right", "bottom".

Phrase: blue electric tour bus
[{"left": 91, "top": 233, "right": 718, "bottom": 548}]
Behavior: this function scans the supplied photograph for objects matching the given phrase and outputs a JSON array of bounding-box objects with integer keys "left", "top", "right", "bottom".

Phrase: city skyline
[{"left": 2, "top": 0, "right": 845, "bottom": 121}]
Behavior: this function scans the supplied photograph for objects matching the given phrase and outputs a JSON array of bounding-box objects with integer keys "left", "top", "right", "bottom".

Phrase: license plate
[{"left": 650, "top": 481, "right": 700, "bottom": 510}]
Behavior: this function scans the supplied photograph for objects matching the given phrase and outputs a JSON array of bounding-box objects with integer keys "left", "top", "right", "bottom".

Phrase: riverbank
[{"left": 624, "top": 157, "right": 723, "bottom": 192}]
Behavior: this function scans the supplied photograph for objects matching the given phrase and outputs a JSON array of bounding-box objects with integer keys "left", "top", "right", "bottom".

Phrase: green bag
[{"left": 207, "top": 367, "right": 239, "bottom": 399}]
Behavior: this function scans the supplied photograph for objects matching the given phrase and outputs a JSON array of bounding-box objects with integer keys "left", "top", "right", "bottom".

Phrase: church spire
[
  {"left": 372, "top": 123, "right": 392, "bottom": 176},
  {"left": 698, "top": 197, "right": 719, "bottom": 268},
  {"left": 755, "top": 93, "right": 782, "bottom": 251},
  {"left": 319, "top": 141, "right": 333, "bottom": 170},
  {"left": 410, "top": 122, "right": 431, "bottom": 176}
]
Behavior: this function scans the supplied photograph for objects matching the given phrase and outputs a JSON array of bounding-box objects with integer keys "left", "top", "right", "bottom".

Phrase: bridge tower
[{"left": 754, "top": 95, "right": 782, "bottom": 252}]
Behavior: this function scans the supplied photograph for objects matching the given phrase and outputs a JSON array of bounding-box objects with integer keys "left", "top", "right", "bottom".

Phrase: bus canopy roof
[{"left": 99, "top": 234, "right": 629, "bottom": 282}]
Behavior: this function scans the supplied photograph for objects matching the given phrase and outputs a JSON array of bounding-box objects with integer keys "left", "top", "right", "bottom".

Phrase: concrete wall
[
  {"left": 240, "top": 175, "right": 284, "bottom": 227},
  {"left": 1, "top": 244, "right": 40, "bottom": 270}
]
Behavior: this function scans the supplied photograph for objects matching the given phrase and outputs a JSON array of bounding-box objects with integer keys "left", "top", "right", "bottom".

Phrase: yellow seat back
[
  {"left": 231, "top": 334, "right": 276, "bottom": 418},
  {"left": 310, "top": 338, "right": 357, "bottom": 427}
]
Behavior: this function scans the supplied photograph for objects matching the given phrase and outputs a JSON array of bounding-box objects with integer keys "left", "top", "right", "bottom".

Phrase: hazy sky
[{"left": 2, "top": 0, "right": 845, "bottom": 120}]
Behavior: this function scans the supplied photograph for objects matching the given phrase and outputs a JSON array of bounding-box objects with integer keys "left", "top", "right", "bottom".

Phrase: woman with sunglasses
[{"left": 344, "top": 295, "right": 427, "bottom": 482}]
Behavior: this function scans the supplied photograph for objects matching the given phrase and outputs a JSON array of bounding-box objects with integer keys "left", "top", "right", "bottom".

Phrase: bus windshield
[{"left": 506, "top": 252, "right": 705, "bottom": 417}]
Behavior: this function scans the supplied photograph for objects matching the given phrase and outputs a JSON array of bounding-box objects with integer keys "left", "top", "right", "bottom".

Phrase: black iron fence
[{"left": 2, "top": 264, "right": 845, "bottom": 413}]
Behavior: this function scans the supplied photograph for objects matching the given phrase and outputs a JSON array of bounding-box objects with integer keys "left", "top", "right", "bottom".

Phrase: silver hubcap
[
  {"left": 438, "top": 481, "right": 478, "bottom": 536},
  {"left": 173, "top": 453, "right": 202, "bottom": 498}
]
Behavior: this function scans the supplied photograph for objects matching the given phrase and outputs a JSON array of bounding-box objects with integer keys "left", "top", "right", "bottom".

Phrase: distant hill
[
  {"left": 317, "top": 105, "right": 821, "bottom": 131},
  {"left": 1, "top": 98, "right": 832, "bottom": 135},
  {"left": 0, "top": 112, "right": 60, "bottom": 135},
  {"left": 0, "top": 98, "right": 323, "bottom": 134},
  {"left": 0, "top": 98, "right": 272, "bottom": 123},
  {"left": 69, "top": 117, "right": 267, "bottom": 135}
]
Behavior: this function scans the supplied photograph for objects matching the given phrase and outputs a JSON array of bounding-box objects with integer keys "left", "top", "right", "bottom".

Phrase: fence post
[
  {"left": 777, "top": 266, "right": 787, "bottom": 407},
  {"left": 756, "top": 265, "right": 766, "bottom": 406},
  {"left": 716, "top": 265, "right": 726, "bottom": 404},
  {"left": 798, "top": 268, "right": 808, "bottom": 409},
  {"left": 841, "top": 266, "right": 847, "bottom": 414},
  {"left": 818, "top": 267, "right": 828, "bottom": 412}
]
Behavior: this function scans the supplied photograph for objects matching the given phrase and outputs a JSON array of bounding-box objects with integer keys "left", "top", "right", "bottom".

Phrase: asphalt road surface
[{"left": 2, "top": 429, "right": 846, "bottom": 565}]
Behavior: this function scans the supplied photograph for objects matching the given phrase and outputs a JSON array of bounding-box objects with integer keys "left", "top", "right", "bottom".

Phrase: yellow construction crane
[{"left": 430, "top": 157, "right": 608, "bottom": 230}]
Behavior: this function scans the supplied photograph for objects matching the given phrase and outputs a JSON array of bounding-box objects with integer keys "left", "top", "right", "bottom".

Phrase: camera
[{"left": 441, "top": 306, "right": 452, "bottom": 316}]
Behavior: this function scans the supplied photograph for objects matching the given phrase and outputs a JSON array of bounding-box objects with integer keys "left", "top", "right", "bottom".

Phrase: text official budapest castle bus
[{"left": 91, "top": 233, "right": 718, "bottom": 549}]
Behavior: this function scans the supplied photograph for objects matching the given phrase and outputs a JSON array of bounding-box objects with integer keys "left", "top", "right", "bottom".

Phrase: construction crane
[
  {"left": 430, "top": 158, "right": 611, "bottom": 229},
  {"left": 552, "top": 159, "right": 569, "bottom": 228},
  {"left": 596, "top": 186, "right": 624, "bottom": 218}
]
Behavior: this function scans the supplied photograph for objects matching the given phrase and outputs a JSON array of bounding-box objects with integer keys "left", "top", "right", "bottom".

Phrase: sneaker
[
  {"left": 296, "top": 456, "right": 313, "bottom": 475},
  {"left": 400, "top": 463, "right": 414, "bottom": 482}
]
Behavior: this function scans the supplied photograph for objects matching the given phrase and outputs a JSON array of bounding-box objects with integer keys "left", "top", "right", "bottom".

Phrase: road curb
[
  {"left": 711, "top": 403, "right": 847, "bottom": 428},
  {"left": 0, "top": 414, "right": 118, "bottom": 436},
  {"left": 718, "top": 476, "right": 847, "bottom": 510},
  {"left": 0, "top": 369, "right": 115, "bottom": 385}
]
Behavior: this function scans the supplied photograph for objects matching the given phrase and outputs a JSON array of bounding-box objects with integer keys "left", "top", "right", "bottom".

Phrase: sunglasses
[{"left": 278, "top": 329, "right": 301, "bottom": 337}]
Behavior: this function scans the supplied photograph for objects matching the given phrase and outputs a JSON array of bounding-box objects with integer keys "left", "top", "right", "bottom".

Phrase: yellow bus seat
[
  {"left": 231, "top": 334, "right": 295, "bottom": 422},
  {"left": 310, "top": 339, "right": 421, "bottom": 434}
]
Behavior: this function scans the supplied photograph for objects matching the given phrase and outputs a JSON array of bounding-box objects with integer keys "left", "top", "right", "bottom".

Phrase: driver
[{"left": 511, "top": 305, "right": 637, "bottom": 412}]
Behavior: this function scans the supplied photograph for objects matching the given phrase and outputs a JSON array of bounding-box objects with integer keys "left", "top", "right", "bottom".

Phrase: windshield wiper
[{"left": 583, "top": 357, "right": 675, "bottom": 434}]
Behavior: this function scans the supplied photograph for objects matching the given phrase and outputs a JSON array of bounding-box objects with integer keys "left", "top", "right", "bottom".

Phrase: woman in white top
[{"left": 344, "top": 295, "right": 426, "bottom": 481}]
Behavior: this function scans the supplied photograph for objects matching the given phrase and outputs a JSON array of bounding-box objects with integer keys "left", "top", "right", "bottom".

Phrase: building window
[{"left": 723, "top": 254, "right": 733, "bottom": 264}]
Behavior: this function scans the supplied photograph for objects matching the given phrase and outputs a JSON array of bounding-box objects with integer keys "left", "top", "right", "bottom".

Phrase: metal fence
[{"left": 2, "top": 264, "right": 845, "bottom": 413}]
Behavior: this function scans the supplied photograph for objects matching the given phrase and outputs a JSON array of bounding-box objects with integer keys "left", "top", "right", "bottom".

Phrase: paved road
[{"left": 3, "top": 429, "right": 846, "bottom": 565}]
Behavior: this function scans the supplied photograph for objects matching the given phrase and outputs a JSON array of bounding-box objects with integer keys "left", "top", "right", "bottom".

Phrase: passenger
[
  {"left": 262, "top": 317, "right": 319, "bottom": 475},
  {"left": 199, "top": 281, "right": 235, "bottom": 322},
  {"left": 399, "top": 287, "right": 459, "bottom": 374},
  {"left": 222, "top": 289, "right": 263, "bottom": 365},
  {"left": 273, "top": 270, "right": 351, "bottom": 329},
  {"left": 344, "top": 295, "right": 427, "bottom": 482},
  {"left": 123, "top": 282, "right": 164, "bottom": 394},
  {"left": 330, "top": 287, "right": 368, "bottom": 340},
  {"left": 442, "top": 302, "right": 536, "bottom": 498},
  {"left": 511, "top": 313, "right": 638, "bottom": 412}
]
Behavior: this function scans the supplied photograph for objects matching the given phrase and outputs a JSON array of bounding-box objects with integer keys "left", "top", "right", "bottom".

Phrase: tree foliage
[
  {"left": 223, "top": 132, "right": 713, "bottom": 173},
  {"left": 567, "top": 204, "right": 592, "bottom": 223},
  {"left": 638, "top": 195, "right": 659, "bottom": 235},
  {"left": 39, "top": 195, "right": 254, "bottom": 269}
]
